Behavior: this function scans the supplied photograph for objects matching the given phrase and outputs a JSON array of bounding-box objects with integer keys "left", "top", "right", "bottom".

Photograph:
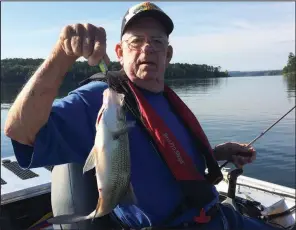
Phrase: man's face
[{"left": 115, "top": 17, "right": 173, "bottom": 92}]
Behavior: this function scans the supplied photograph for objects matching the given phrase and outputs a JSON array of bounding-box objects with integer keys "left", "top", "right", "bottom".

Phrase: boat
[{"left": 1, "top": 155, "right": 295, "bottom": 230}]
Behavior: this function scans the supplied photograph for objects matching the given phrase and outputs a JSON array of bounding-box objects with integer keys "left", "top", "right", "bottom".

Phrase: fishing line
[
  {"left": 220, "top": 105, "right": 296, "bottom": 169},
  {"left": 97, "top": 60, "right": 295, "bottom": 176}
]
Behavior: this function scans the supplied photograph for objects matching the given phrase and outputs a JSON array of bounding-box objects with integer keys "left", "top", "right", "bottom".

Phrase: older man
[{"left": 5, "top": 2, "right": 282, "bottom": 230}]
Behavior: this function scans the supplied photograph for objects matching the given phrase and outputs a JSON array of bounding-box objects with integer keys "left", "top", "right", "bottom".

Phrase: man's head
[{"left": 115, "top": 2, "right": 174, "bottom": 93}]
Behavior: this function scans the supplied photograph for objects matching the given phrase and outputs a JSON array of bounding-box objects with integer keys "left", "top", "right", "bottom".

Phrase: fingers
[
  {"left": 103, "top": 54, "right": 111, "bottom": 66},
  {"left": 82, "top": 35, "right": 92, "bottom": 59},
  {"left": 88, "top": 44, "right": 111, "bottom": 66},
  {"left": 224, "top": 142, "right": 256, "bottom": 168},
  {"left": 232, "top": 146, "right": 256, "bottom": 168},
  {"left": 82, "top": 23, "right": 96, "bottom": 59},
  {"left": 71, "top": 24, "right": 84, "bottom": 56},
  {"left": 58, "top": 23, "right": 108, "bottom": 65},
  {"left": 88, "top": 40, "right": 104, "bottom": 66},
  {"left": 60, "top": 26, "right": 75, "bottom": 56},
  {"left": 63, "top": 39, "right": 74, "bottom": 56},
  {"left": 88, "top": 27, "right": 107, "bottom": 66},
  {"left": 232, "top": 155, "right": 251, "bottom": 168}
]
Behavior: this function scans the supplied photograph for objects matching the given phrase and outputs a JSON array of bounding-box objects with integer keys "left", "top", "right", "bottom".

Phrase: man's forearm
[
  {"left": 212, "top": 147, "right": 221, "bottom": 161},
  {"left": 4, "top": 43, "right": 76, "bottom": 146},
  {"left": 212, "top": 144, "right": 227, "bottom": 161}
]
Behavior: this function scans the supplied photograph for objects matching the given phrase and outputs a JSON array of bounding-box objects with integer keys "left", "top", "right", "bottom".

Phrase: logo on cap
[{"left": 125, "top": 2, "right": 162, "bottom": 23}]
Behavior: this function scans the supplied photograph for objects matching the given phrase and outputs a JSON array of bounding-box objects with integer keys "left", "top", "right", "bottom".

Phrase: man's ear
[
  {"left": 115, "top": 43, "right": 124, "bottom": 65},
  {"left": 165, "top": 45, "right": 173, "bottom": 67}
]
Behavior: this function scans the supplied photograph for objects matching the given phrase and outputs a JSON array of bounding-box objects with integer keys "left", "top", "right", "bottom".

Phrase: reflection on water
[
  {"left": 283, "top": 74, "right": 296, "bottom": 99},
  {"left": 1, "top": 83, "right": 24, "bottom": 105},
  {"left": 1, "top": 78, "right": 223, "bottom": 104},
  {"left": 167, "top": 78, "right": 223, "bottom": 92},
  {"left": 1, "top": 82, "right": 80, "bottom": 106},
  {"left": 1, "top": 75, "right": 295, "bottom": 188}
]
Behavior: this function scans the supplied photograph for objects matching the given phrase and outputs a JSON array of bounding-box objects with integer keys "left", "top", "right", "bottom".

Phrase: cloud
[
  {"left": 171, "top": 22, "right": 294, "bottom": 53},
  {"left": 16, "top": 17, "right": 121, "bottom": 37},
  {"left": 2, "top": 1, "right": 294, "bottom": 71},
  {"left": 161, "top": 2, "right": 295, "bottom": 37},
  {"left": 169, "top": 21, "right": 295, "bottom": 70}
]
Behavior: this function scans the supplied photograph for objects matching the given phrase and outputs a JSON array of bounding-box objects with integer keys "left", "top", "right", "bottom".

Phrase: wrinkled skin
[
  {"left": 58, "top": 23, "right": 110, "bottom": 66},
  {"left": 214, "top": 142, "right": 256, "bottom": 168},
  {"left": 114, "top": 17, "right": 256, "bottom": 167},
  {"left": 115, "top": 17, "right": 173, "bottom": 93}
]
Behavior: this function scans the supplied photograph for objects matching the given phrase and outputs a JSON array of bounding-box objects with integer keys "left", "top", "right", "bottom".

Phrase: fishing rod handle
[
  {"left": 219, "top": 151, "right": 253, "bottom": 169},
  {"left": 227, "top": 168, "right": 243, "bottom": 199}
]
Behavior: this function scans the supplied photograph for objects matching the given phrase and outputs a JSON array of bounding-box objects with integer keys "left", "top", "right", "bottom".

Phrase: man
[{"left": 5, "top": 2, "right": 281, "bottom": 230}]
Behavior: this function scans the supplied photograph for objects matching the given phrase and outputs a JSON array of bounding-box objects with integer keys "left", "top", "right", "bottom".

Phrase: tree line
[
  {"left": 228, "top": 70, "right": 282, "bottom": 77},
  {"left": 282, "top": 52, "right": 296, "bottom": 95},
  {"left": 283, "top": 52, "right": 296, "bottom": 77},
  {"left": 1, "top": 58, "right": 229, "bottom": 85}
]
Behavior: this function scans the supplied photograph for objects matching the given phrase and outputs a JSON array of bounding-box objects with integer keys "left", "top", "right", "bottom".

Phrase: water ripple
[{"left": 1, "top": 76, "right": 295, "bottom": 188}]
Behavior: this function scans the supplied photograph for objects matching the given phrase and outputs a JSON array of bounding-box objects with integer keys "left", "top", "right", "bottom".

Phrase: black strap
[
  {"left": 161, "top": 199, "right": 189, "bottom": 226},
  {"left": 80, "top": 71, "right": 221, "bottom": 185},
  {"left": 79, "top": 71, "right": 222, "bottom": 225}
]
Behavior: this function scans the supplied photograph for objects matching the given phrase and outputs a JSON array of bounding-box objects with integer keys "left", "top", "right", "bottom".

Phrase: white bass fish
[{"left": 48, "top": 88, "right": 137, "bottom": 224}]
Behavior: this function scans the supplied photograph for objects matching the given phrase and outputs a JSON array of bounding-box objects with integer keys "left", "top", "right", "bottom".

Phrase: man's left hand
[{"left": 213, "top": 142, "right": 256, "bottom": 168}]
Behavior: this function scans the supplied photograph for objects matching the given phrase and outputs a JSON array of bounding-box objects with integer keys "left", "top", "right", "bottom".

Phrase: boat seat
[{"left": 51, "top": 163, "right": 119, "bottom": 230}]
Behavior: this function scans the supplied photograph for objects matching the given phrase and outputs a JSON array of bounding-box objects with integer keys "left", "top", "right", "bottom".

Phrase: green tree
[
  {"left": 283, "top": 52, "right": 296, "bottom": 77},
  {"left": 1, "top": 58, "right": 230, "bottom": 85},
  {"left": 282, "top": 52, "right": 296, "bottom": 95}
]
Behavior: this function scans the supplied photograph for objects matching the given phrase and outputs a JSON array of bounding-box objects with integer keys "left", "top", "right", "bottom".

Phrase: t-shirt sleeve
[{"left": 11, "top": 81, "right": 108, "bottom": 169}]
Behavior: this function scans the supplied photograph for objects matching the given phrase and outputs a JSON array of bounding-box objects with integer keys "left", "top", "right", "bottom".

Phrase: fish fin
[
  {"left": 91, "top": 197, "right": 101, "bottom": 222},
  {"left": 48, "top": 214, "right": 91, "bottom": 224},
  {"left": 112, "top": 121, "right": 136, "bottom": 140},
  {"left": 48, "top": 199, "right": 102, "bottom": 224},
  {"left": 83, "top": 146, "right": 97, "bottom": 174},
  {"left": 121, "top": 183, "right": 138, "bottom": 205}
]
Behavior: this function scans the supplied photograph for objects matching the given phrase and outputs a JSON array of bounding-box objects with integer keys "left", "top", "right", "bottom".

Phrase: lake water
[{"left": 1, "top": 75, "right": 295, "bottom": 188}]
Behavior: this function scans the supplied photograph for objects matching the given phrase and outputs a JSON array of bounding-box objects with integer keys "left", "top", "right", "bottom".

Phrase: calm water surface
[{"left": 1, "top": 75, "right": 295, "bottom": 188}]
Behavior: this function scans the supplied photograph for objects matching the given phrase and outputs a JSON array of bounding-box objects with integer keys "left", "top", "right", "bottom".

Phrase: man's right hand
[
  {"left": 5, "top": 23, "right": 111, "bottom": 146},
  {"left": 57, "top": 23, "right": 110, "bottom": 67}
]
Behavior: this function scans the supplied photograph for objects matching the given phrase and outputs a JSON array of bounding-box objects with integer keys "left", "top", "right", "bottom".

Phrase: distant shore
[
  {"left": 1, "top": 58, "right": 284, "bottom": 85},
  {"left": 228, "top": 70, "right": 282, "bottom": 77}
]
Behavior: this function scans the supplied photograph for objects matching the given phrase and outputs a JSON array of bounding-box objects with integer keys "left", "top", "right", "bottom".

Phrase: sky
[{"left": 1, "top": 1, "right": 295, "bottom": 71}]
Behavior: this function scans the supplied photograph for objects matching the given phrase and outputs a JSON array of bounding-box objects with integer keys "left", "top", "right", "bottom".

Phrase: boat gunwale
[
  {"left": 1, "top": 183, "right": 51, "bottom": 205},
  {"left": 221, "top": 169, "right": 295, "bottom": 199}
]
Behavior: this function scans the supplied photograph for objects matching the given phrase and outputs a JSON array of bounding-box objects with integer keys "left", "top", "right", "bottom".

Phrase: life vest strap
[{"left": 78, "top": 71, "right": 223, "bottom": 224}]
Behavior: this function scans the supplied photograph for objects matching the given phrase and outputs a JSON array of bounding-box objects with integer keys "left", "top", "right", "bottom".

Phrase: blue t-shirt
[{"left": 11, "top": 81, "right": 219, "bottom": 228}]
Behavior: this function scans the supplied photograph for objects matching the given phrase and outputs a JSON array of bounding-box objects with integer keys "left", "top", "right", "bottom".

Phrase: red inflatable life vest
[
  {"left": 79, "top": 71, "right": 223, "bottom": 225},
  {"left": 127, "top": 80, "right": 223, "bottom": 224}
]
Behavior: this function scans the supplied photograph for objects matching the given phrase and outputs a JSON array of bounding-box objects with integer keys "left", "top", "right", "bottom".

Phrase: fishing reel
[
  {"left": 222, "top": 168, "right": 244, "bottom": 211},
  {"left": 222, "top": 168, "right": 296, "bottom": 230},
  {"left": 221, "top": 168, "right": 264, "bottom": 215}
]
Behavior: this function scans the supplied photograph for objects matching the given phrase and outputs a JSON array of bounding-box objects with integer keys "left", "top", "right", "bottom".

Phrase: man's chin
[
  {"left": 133, "top": 77, "right": 164, "bottom": 93},
  {"left": 137, "top": 71, "right": 158, "bottom": 81}
]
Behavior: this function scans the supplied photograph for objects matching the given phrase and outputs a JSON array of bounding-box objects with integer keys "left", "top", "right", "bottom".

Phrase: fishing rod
[
  {"left": 219, "top": 105, "right": 296, "bottom": 169},
  {"left": 98, "top": 59, "right": 295, "bottom": 170}
]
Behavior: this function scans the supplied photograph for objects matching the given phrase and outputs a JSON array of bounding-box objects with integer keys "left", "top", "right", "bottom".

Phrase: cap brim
[{"left": 121, "top": 10, "right": 174, "bottom": 37}]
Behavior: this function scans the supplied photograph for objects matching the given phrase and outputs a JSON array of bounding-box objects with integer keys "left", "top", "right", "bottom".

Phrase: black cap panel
[{"left": 121, "top": 2, "right": 174, "bottom": 38}]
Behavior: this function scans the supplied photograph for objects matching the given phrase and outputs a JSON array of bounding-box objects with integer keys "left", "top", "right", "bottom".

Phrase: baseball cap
[{"left": 121, "top": 2, "right": 174, "bottom": 38}]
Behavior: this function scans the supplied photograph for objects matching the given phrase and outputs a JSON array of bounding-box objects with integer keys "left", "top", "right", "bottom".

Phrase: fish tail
[
  {"left": 47, "top": 214, "right": 91, "bottom": 224},
  {"left": 48, "top": 198, "right": 102, "bottom": 225},
  {"left": 91, "top": 198, "right": 101, "bottom": 222},
  {"left": 121, "top": 183, "right": 138, "bottom": 205}
]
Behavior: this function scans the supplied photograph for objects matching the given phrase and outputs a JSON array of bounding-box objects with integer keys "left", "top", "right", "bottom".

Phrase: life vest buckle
[{"left": 194, "top": 208, "right": 211, "bottom": 223}]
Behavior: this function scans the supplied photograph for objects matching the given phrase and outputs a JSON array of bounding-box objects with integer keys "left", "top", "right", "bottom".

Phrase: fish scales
[
  {"left": 108, "top": 122, "right": 131, "bottom": 207},
  {"left": 48, "top": 88, "right": 137, "bottom": 225}
]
